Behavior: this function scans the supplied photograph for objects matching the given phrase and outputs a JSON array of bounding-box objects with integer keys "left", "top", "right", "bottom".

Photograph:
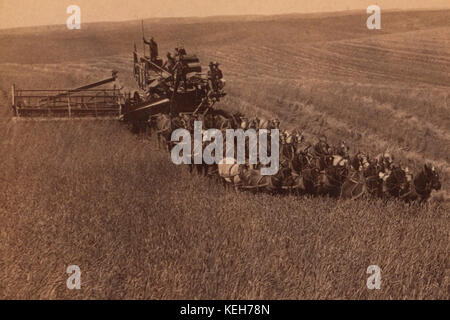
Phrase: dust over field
[{"left": 0, "top": 10, "right": 449, "bottom": 299}]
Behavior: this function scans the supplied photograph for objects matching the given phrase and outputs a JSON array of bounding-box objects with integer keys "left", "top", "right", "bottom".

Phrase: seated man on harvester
[
  {"left": 174, "top": 47, "right": 187, "bottom": 58},
  {"left": 163, "top": 52, "right": 176, "bottom": 73},
  {"left": 173, "top": 58, "right": 188, "bottom": 92},
  {"left": 163, "top": 47, "right": 188, "bottom": 77}
]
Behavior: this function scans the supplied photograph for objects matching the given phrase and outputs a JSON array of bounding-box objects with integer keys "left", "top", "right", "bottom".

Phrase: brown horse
[
  {"left": 240, "top": 165, "right": 287, "bottom": 193},
  {"left": 146, "top": 116, "right": 156, "bottom": 138},
  {"left": 281, "top": 170, "right": 307, "bottom": 195},
  {"left": 181, "top": 114, "right": 196, "bottom": 133},
  {"left": 202, "top": 113, "right": 216, "bottom": 129},
  {"left": 340, "top": 172, "right": 379, "bottom": 199},
  {"left": 311, "top": 154, "right": 349, "bottom": 197},
  {"left": 279, "top": 141, "right": 296, "bottom": 170},
  {"left": 211, "top": 114, "right": 230, "bottom": 130},
  {"left": 384, "top": 166, "right": 410, "bottom": 198},
  {"left": 155, "top": 114, "right": 185, "bottom": 151},
  {"left": 248, "top": 117, "right": 260, "bottom": 130},
  {"left": 154, "top": 114, "right": 172, "bottom": 151},
  {"left": 299, "top": 167, "right": 321, "bottom": 195},
  {"left": 350, "top": 151, "right": 370, "bottom": 171},
  {"left": 317, "top": 163, "right": 348, "bottom": 197},
  {"left": 291, "top": 147, "right": 313, "bottom": 173},
  {"left": 400, "top": 164, "right": 441, "bottom": 203},
  {"left": 363, "top": 161, "right": 384, "bottom": 197},
  {"left": 340, "top": 171, "right": 366, "bottom": 200},
  {"left": 217, "top": 157, "right": 246, "bottom": 191}
]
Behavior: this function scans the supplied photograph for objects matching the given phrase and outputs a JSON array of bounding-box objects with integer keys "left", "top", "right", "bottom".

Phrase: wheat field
[{"left": 0, "top": 10, "right": 449, "bottom": 299}]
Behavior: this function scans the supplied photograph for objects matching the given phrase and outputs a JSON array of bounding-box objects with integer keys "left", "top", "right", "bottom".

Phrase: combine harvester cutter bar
[{"left": 11, "top": 71, "right": 123, "bottom": 120}]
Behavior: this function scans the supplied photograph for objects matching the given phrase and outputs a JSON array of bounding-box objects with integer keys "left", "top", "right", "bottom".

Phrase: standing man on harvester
[
  {"left": 169, "top": 49, "right": 189, "bottom": 116},
  {"left": 208, "top": 61, "right": 223, "bottom": 92},
  {"left": 173, "top": 51, "right": 188, "bottom": 91},
  {"left": 143, "top": 36, "right": 159, "bottom": 62}
]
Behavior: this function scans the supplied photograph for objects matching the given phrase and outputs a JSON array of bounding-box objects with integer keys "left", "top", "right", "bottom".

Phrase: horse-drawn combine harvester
[
  {"left": 9, "top": 31, "right": 443, "bottom": 202},
  {"left": 122, "top": 39, "right": 227, "bottom": 132},
  {"left": 11, "top": 34, "right": 228, "bottom": 128}
]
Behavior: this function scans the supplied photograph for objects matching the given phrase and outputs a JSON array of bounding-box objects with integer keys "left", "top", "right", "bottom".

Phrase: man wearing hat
[
  {"left": 214, "top": 62, "right": 223, "bottom": 80},
  {"left": 207, "top": 62, "right": 217, "bottom": 91},
  {"left": 143, "top": 36, "right": 159, "bottom": 62},
  {"left": 208, "top": 61, "right": 224, "bottom": 92},
  {"left": 164, "top": 52, "right": 176, "bottom": 73}
]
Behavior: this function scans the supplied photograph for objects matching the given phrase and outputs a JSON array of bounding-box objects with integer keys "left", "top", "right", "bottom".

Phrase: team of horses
[{"left": 146, "top": 111, "right": 441, "bottom": 203}]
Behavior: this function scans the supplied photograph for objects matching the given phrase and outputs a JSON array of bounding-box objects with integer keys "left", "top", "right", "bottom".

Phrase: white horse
[{"left": 217, "top": 157, "right": 245, "bottom": 190}]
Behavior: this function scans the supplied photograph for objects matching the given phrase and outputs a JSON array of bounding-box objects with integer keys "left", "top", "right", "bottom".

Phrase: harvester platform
[{"left": 11, "top": 71, "right": 123, "bottom": 120}]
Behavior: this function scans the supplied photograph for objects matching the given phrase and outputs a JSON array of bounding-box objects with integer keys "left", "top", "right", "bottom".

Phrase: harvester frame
[{"left": 11, "top": 70, "right": 123, "bottom": 120}]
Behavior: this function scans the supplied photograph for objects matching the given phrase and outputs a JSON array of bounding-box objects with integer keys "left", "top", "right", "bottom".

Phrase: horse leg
[
  {"left": 203, "top": 164, "right": 210, "bottom": 177},
  {"left": 156, "top": 133, "right": 161, "bottom": 149},
  {"left": 146, "top": 123, "right": 152, "bottom": 139},
  {"left": 164, "top": 135, "right": 171, "bottom": 152}
]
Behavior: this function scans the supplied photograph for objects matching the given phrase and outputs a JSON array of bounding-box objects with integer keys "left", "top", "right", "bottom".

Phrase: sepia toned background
[{"left": 1, "top": 0, "right": 450, "bottom": 29}]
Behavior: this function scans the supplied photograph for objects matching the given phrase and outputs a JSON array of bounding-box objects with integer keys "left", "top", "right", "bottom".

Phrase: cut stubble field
[{"left": 0, "top": 10, "right": 449, "bottom": 299}]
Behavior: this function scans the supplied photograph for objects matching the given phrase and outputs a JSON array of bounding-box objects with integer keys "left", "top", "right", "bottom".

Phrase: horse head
[
  {"left": 271, "top": 118, "right": 281, "bottom": 129},
  {"left": 240, "top": 117, "right": 249, "bottom": 130},
  {"left": 203, "top": 113, "right": 215, "bottom": 129},
  {"left": 321, "top": 155, "right": 334, "bottom": 170},
  {"left": 249, "top": 117, "right": 260, "bottom": 129},
  {"left": 386, "top": 166, "right": 410, "bottom": 197},
  {"left": 259, "top": 118, "right": 269, "bottom": 129},
  {"left": 332, "top": 155, "right": 349, "bottom": 168},
  {"left": 420, "top": 164, "right": 441, "bottom": 192}
]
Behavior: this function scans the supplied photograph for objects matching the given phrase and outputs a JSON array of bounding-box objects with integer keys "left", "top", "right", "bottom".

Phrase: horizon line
[{"left": 1, "top": 7, "right": 449, "bottom": 31}]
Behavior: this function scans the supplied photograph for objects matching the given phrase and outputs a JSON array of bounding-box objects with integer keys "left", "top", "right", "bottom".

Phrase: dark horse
[
  {"left": 384, "top": 166, "right": 410, "bottom": 199},
  {"left": 154, "top": 114, "right": 185, "bottom": 151},
  {"left": 341, "top": 160, "right": 382, "bottom": 200},
  {"left": 317, "top": 161, "right": 348, "bottom": 197},
  {"left": 240, "top": 166, "right": 290, "bottom": 194},
  {"left": 400, "top": 164, "right": 441, "bottom": 203}
]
